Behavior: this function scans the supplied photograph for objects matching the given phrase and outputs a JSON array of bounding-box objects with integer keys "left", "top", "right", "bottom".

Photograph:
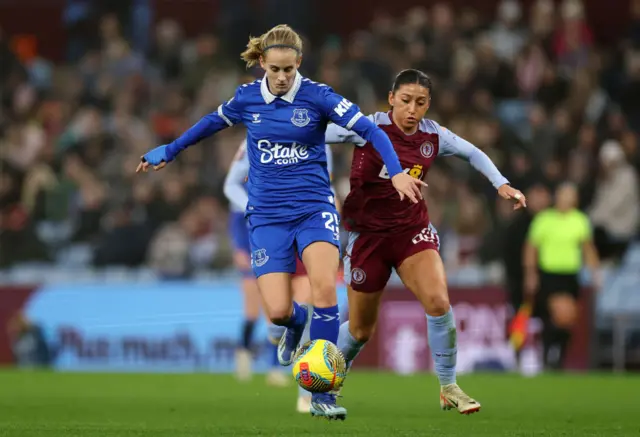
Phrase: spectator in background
[
  {"left": 536, "top": 64, "right": 570, "bottom": 112},
  {"left": 425, "top": 3, "right": 456, "bottom": 79},
  {"left": 0, "top": 199, "right": 51, "bottom": 268},
  {"left": 149, "top": 20, "right": 184, "bottom": 81},
  {"left": 530, "top": 0, "right": 556, "bottom": 51},
  {"left": 554, "top": 0, "right": 593, "bottom": 76},
  {"left": 93, "top": 201, "right": 152, "bottom": 267},
  {"left": 516, "top": 42, "right": 547, "bottom": 99},
  {"left": 489, "top": 0, "right": 528, "bottom": 63},
  {"left": 471, "top": 35, "right": 518, "bottom": 100},
  {"left": 63, "top": 0, "right": 99, "bottom": 63},
  {"left": 442, "top": 184, "right": 490, "bottom": 267},
  {"left": 566, "top": 128, "right": 597, "bottom": 208},
  {"left": 526, "top": 104, "right": 557, "bottom": 167},
  {"left": 146, "top": 207, "right": 199, "bottom": 279},
  {"left": 182, "top": 33, "right": 225, "bottom": 97},
  {"left": 589, "top": 141, "right": 640, "bottom": 262}
]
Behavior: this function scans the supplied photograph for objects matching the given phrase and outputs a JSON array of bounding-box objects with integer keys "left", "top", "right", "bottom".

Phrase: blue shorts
[
  {"left": 229, "top": 211, "right": 251, "bottom": 254},
  {"left": 248, "top": 208, "right": 341, "bottom": 278}
]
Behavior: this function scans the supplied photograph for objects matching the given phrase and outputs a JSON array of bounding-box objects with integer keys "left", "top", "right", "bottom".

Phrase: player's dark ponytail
[{"left": 391, "top": 69, "right": 432, "bottom": 95}]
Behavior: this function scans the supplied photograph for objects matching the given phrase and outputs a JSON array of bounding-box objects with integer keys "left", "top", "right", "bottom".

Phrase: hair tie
[{"left": 262, "top": 44, "right": 300, "bottom": 54}]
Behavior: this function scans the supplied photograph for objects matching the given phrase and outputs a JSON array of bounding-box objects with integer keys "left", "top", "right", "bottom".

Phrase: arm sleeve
[
  {"left": 165, "top": 87, "right": 245, "bottom": 160},
  {"left": 435, "top": 121, "right": 509, "bottom": 189},
  {"left": 319, "top": 87, "right": 402, "bottom": 177},
  {"left": 325, "top": 144, "right": 338, "bottom": 198},
  {"left": 223, "top": 140, "right": 250, "bottom": 211},
  {"left": 324, "top": 122, "right": 367, "bottom": 146},
  {"left": 325, "top": 144, "right": 334, "bottom": 180}
]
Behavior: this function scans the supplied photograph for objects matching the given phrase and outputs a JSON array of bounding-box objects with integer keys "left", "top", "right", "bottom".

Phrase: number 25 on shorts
[{"left": 322, "top": 212, "right": 340, "bottom": 241}]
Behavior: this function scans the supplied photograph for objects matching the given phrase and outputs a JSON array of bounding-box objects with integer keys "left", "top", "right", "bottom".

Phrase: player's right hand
[
  {"left": 391, "top": 172, "right": 427, "bottom": 204},
  {"left": 136, "top": 145, "right": 170, "bottom": 173}
]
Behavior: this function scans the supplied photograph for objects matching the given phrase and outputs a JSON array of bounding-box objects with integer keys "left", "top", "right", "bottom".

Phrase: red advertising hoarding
[
  {"left": 0, "top": 285, "right": 38, "bottom": 364},
  {"left": 354, "top": 285, "right": 593, "bottom": 372}
]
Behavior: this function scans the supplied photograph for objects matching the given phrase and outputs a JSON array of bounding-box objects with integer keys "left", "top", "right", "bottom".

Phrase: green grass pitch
[{"left": 1, "top": 370, "right": 638, "bottom": 436}]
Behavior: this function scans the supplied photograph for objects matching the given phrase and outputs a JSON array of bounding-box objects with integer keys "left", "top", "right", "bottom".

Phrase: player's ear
[
  {"left": 259, "top": 56, "right": 266, "bottom": 70},
  {"left": 388, "top": 91, "right": 394, "bottom": 108},
  {"left": 296, "top": 56, "right": 302, "bottom": 68}
]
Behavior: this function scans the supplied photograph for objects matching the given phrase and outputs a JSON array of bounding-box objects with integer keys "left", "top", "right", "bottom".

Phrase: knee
[
  {"left": 350, "top": 323, "right": 375, "bottom": 344},
  {"left": 550, "top": 299, "right": 578, "bottom": 329},
  {"left": 265, "top": 305, "right": 293, "bottom": 325},
  {"left": 309, "top": 277, "right": 337, "bottom": 307},
  {"left": 424, "top": 285, "right": 450, "bottom": 317}
]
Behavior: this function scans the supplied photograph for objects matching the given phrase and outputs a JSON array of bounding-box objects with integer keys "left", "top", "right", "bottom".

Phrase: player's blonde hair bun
[{"left": 241, "top": 24, "right": 303, "bottom": 68}]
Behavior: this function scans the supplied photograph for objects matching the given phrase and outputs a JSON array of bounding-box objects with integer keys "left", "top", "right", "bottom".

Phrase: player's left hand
[
  {"left": 392, "top": 173, "right": 427, "bottom": 204},
  {"left": 136, "top": 145, "right": 171, "bottom": 173},
  {"left": 498, "top": 184, "right": 526, "bottom": 210}
]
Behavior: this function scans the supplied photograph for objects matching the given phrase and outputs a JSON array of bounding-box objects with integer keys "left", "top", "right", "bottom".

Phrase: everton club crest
[{"left": 291, "top": 108, "right": 311, "bottom": 127}]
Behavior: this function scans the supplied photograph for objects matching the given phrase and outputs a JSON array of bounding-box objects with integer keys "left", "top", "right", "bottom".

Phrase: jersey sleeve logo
[
  {"left": 333, "top": 98, "right": 353, "bottom": 117},
  {"left": 291, "top": 108, "right": 311, "bottom": 127},
  {"left": 420, "top": 142, "right": 434, "bottom": 158}
]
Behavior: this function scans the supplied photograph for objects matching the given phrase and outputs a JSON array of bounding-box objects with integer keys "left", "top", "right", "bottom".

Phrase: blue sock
[
  {"left": 337, "top": 321, "right": 365, "bottom": 368},
  {"left": 240, "top": 319, "right": 256, "bottom": 349},
  {"left": 426, "top": 307, "right": 457, "bottom": 386},
  {"left": 270, "top": 343, "right": 280, "bottom": 368},
  {"left": 310, "top": 305, "right": 339, "bottom": 344},
  {"left": 275, "top": 301, "right": 307, "bottom": 329}
]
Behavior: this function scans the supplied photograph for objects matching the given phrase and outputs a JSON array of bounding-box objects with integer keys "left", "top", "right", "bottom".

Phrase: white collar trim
[{"left": 260, "top": 71, "right": 303, "bottom": 104}]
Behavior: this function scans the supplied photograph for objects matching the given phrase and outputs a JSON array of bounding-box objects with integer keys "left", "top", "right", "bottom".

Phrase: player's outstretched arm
[
  {"left": 350, "top": 116, "right": 426, "bottom": 203},
  {"left": 435, "top": 122, "right": 526, "bottom": 210},
  {"left": 223, "top": 141, "right": 250, "bottom": 211},
  {"left": 137, "top": 89, "right": 245, "bottom": 173}
]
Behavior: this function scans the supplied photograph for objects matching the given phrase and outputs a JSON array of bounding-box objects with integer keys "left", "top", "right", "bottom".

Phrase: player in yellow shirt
[{"left": 523, "top": 183, "right": 601, "bottom": 370}]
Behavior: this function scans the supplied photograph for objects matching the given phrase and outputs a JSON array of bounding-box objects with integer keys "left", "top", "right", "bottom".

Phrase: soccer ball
[{"left": 292, "top": 339, "right": 347, "bottom": 393}]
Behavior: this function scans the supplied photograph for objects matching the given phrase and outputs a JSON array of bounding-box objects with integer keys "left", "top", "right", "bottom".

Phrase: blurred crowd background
[{"left": 1, "top": 0, "right": 640, "bottom": 280}]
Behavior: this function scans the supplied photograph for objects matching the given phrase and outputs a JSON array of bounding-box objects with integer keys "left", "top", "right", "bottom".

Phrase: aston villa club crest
[
  {"left": 420, "top": 141, "right": 434, "bottom": 158},
  {"left": 351, "top": 268, "right": 366, "bottom": 284},
  {"left": 291, "top": 108, "right": 311, "bottom": 127}
]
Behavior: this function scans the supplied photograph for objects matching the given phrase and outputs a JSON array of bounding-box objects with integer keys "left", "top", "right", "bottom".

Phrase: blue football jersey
[
  {"left": 218, "top": 72, "right": 361, "bottom": 222},
  {"left": 224, "top": 138, "right": 336, "bottom": 214}
]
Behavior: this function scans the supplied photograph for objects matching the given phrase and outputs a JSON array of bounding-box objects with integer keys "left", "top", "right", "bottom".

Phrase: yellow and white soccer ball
[{"left": 292, "top": 339, "right": 347, "bottom": 393}]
